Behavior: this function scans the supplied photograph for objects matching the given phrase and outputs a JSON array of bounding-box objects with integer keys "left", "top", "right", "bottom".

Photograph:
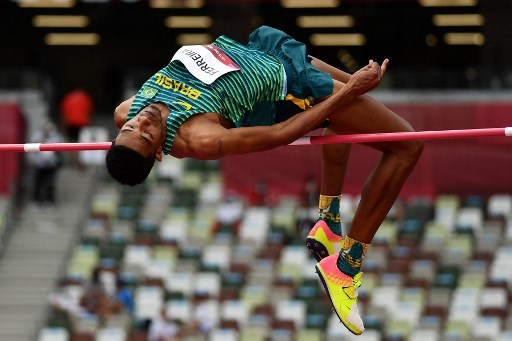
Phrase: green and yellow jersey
[{"left": 128, "top": 35, "right": 286, "bottom": 155}]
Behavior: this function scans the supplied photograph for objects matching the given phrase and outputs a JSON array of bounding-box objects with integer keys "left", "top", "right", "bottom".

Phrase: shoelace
[{"left": 353, "top": 272, "right": 363, "bottom": 290}]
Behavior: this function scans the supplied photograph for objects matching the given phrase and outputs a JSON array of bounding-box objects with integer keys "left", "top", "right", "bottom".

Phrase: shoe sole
[
  {"left": 306, "top": 237, "right": 329, "bottom": 263},
  {"left": 315, "top": 264, "right": 361, "bottom": 336}
]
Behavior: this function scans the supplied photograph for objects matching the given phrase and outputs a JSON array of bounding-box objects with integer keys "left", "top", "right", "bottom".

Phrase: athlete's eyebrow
[{"left": 139, "top": 136, "right": 151, "bottom": 144}]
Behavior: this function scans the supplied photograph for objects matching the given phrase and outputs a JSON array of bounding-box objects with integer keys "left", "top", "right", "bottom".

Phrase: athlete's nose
[{"left": 138, "top": 115, "right": 151, "bottom": 127}]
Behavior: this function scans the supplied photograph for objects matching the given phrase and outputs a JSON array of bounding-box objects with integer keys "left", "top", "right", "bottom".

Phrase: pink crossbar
[{"left": 0, "top": 127, "right": 510, "bottom": 152}]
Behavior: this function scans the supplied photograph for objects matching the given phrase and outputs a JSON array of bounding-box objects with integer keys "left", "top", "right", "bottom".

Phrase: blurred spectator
[
  {"left": 249, "top": 178, "right": 270, "bottom": 206},
  {"left": 59, "top": 88, "right": 93, "bottom": 142},
  {"left": 302, "top": 175, "right": 320, "bottom": 207},
  {"left": 29, "top": 120, "right": 63, "bottom": 208},
  {"left": 147, "top": 308, "right": 183, "bottom": 341},
  {"left": 47, "top": 279, "right": 84, "bottom": 317},
  {"left": 80, "top": 268, "right": 121, "bottom": 322},
  {"left": 190, "top": 295, "right": 216, "bottom": 336},
  {"left": 212, "top": 191, "right": 244, "bottom": 235},
  {"left": 78, "top": 126, "right": 109, "bottom": 167},
  {"left": 114, "top": 278, "right": 134, "bottom": 316}
]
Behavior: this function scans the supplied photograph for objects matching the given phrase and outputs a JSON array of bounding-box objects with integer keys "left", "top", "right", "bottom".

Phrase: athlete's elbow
[
  {"left": 114, "top": 105, "right": 127, "bottom": 129},
  {"left": 191, "top": 136, "right": 223, "bottom": 160}
]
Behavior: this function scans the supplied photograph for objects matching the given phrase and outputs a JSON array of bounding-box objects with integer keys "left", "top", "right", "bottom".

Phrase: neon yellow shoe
[
  {"left": 315, "top": 254, "right": 364, "bottom": 335},
  {"left": 306, "top": 220, "right": 343, "bottom": 262}
]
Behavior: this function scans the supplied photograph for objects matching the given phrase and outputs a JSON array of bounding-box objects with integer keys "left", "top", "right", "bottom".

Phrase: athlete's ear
[{"left": 155, "top": 146, "right": 163, "bottom": 161}]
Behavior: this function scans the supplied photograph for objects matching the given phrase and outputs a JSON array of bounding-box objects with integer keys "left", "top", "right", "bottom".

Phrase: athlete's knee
[{"left": 397, "top": 139, "right": 424, "bottom": 165}]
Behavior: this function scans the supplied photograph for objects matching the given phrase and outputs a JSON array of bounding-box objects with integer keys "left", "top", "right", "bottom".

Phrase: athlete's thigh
[{"left": 323, "top": 80, "right": 416, "bottom": 151}]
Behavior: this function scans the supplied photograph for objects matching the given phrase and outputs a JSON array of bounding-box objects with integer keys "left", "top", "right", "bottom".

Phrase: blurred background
[{"left": 0, "top": 1, "right": 512, "bottom": 341}]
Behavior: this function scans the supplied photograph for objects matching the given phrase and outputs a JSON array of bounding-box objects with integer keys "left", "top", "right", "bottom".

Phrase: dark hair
[{"left": 106, "top": 143, "right": 156, "bottom": 186}]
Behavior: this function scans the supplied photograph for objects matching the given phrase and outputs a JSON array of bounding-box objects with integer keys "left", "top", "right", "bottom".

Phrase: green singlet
[
  {"left": 127, "top": 26, "right": 334, "bottom": 155},
  {"left": 127, "top": 35, "right": 287, "bottom": 155}
]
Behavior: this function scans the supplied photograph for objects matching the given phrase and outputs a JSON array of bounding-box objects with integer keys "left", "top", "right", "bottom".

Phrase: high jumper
[{"left": 102, "top": 25, "right": 422, "bottom": 335}]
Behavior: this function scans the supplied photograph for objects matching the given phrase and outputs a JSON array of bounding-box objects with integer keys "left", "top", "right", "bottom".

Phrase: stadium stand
[{"left": 27, "top": 154, "right": 512, "bottom": 341}]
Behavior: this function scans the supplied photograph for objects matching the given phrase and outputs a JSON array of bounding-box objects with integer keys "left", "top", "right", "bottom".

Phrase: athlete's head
[{"left": 106, "top": 104, "right": 166, "bottom": 186}]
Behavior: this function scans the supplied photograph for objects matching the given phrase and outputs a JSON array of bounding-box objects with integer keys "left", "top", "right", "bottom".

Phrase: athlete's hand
[{"left": 346, "top": 59, "right": 389, "bottom": 96}]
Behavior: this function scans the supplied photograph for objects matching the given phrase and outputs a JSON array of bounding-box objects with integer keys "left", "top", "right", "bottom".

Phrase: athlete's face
[{"left": 114, "top": 104, "right": 166, "bottom": 160}]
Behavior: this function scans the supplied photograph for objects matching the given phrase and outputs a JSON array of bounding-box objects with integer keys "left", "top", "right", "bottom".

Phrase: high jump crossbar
[{"left": 0, "top": 127, "right": 511, "bottom": 152}]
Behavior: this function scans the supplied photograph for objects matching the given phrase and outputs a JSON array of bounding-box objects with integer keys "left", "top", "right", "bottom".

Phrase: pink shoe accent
[
  {"left": 308, "top": 220, "right": 343, "bottom": 242},
  {"left": 318, "top": 254, "right": 352, "bottom": 286}
]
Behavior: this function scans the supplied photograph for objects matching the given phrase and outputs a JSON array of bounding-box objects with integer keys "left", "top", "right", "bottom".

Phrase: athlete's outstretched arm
[{"left": 181, "top": 60, "right": 388, "bottom": 159}]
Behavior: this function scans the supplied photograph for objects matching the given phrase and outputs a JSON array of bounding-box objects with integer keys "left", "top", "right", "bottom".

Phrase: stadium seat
[
  {"left": 165, "top": 299, "right": 192, "bottom": 323},
  {"left": 73, "top": 314, "right": 99, "bottom": 335},
  {"left": 122, "top": 245, "right": 152, "bottom": 277},
  {"left": 105, "top": 312, "right": 132, "bottom": 331},
  {"left": 274, "top": 300, "right": 306, "bottom": 330},
  {"left": 444, "top": 320, "right": 471, "bottom": 341},
  {"left": 364, "top": 245, "right": 389, "bottom": 273},
  {"left": 90, "top": 187, "right": 120, "bottom": 221},
  {"left": 67, "top": 244, "right": 100, "bottom": 280},
  {"left": 201, "top": 244, "right": 232, "bottom": 272},
  {"left": 143, "top": 259, "right": 173, "bottom": 281},
  {"left": 164, "top": 271, "right": 194, "bottom": 298},
  {"left": 209, "top": 328, "right": 238, "bottom": 341},
  {"left": 271, "top": 205, "right": 297, "bottom": 236},
  {"left": 240, "top": 285, "right": 269, "bottom": 312},
  {"left": 456, "top": 207, "right": 484, "bottom": 231},
  {"left": 277, "top": 245, "right": 309, "bottom": 283},
  {"left": 193, "top": 272, "right": 221, "bottom": 298},
  {"left": 389, "top": 300, "right": 422, "bottom": 333},
  {"left": 421, "top": 221, "right": 449, "bottom": 255},
  {"left": 247, "top": 259, "right": 275, "bottom": 287},
  {"left": 133, "top": 285, "right": 164, "bottom": 321},
  {"left": 409, "top": 259, "right": 436, "bottom": 284},
  {"left": 489, "top": 246, "right": 512, "bottom": 284},
  {"left": 239, "top": 207, "right": 272, "bottom": 248},
  {"left": 487, "top": 194, "right": 512, "bottom": 218},
  {"left": 296, "top": 329, "right": 323, "bottom": 341},
  {"left": 403, "top": 196, "right": 434, "bottom": 227},
  {"left": 159, "top": 218, "right": 188, "bottom": 244},
  {"left": 385, "top": 319, "right": 412, "bottom": 340},
  {"left": 270, "top": 321, "right": 295, "bottom": 341},
  {"left": 198, "top": 178, "right": 222, "bottom": 206},
  {"left": 449, "top": 288, "right": 480, "bottom": 322},
  {"left": 239, "top": 327, "right": 267, "bottom": 341},
  {"left": 95, "top": 328, "right": 126, "bottom": 341},
  {"left": 409, "top": 329, "right": 440, "bottom": 341},
  {"left": 475, "top": 228, "right": 501, "bottom": 256},
  {"left": 458, "top": 271, "right": 487, "bottom": 290},
  {"left": 500, "top": 330, "right": 512, "bottom": 341},
  {"left": 155, "top": 157, "right": 184, "bottom": 182},
  {"left": 370, "top": 286, "right": 400, "bottom": 315},
  {"left": 193, "top": 298, "right": 220, "bottom": 331},
  {"left": 40, "top": 172, "right": 512, "bottom": 341},
  {"left": 221, "top": 300, "right": 250, "bottom": 328},
  {"left": 269, "top": 279, "right": 295, "bottom": 303},
  {"left": 38, "top": 327, "right": 69, "bottom": 341},
  {"left": 472, "top": 316, "right": 502, "bottom": 340},
  {"left": 479, "top": 287, "right": 508, "bottom": 314},
  {"left": 339, "top": 194, "right": 356, "bottom": 222},
  {"left": 434, "top": 195, "right": 460, "bottom": 231},
  {"left": 372, "top": 220, "right": 398, "bottom": 246},
  {"left": 152, "top": 245, "right": 177, "bottom": 261}
]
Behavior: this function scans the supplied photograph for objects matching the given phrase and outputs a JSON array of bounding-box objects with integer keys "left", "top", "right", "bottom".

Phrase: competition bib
[{"left": 171, "top": 44, "right": 240, "bottom": 85}]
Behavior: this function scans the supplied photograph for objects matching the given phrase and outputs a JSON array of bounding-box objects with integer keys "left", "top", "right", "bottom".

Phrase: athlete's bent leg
[
  {"left": 313, "top": 79, "right": 423, "bottom": 335},
  {"left": 306, "top": 129, "right": 350, "bottom": 262}
]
